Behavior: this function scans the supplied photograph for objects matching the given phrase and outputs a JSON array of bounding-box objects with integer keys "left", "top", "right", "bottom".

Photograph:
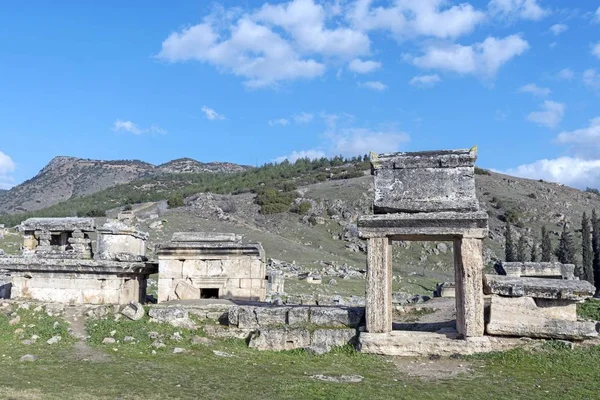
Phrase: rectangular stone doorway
[{"left": 200, "top": 288, "right": 219, "bottom": 299}]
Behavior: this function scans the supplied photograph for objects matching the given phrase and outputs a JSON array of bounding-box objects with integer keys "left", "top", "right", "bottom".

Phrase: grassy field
[{"left": 2, "top": 304, "right": 600, "bottom": 400}]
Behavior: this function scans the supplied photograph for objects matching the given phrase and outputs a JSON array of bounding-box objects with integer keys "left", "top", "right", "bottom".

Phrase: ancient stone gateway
[
  {"left": 156, "top": 232, "right": 266, "bottom": 302},
  {"left": 357, "top": 148, "right": 489, "bottom": 338}
]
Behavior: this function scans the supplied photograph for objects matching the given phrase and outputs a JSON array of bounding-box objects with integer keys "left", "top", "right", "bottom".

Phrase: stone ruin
[
  {"left": 0, "top": 218, "right": 157, "bottom": 304},
  {"left": 156, "top": 232, "right": 266, "bottom": 302}
]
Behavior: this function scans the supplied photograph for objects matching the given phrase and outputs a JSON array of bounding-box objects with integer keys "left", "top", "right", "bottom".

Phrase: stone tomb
[
  {"left": 357, "top": 148, "right": 489, "bottom": 354},
  {"left": 484, "top": 262, "right": 597, "bottom": 340},
  {"left": 0, "top": 218, "right": 157, "bottom": 304},
  {"left": 156, "top": 232, "right": 266, "bottom": 302}
]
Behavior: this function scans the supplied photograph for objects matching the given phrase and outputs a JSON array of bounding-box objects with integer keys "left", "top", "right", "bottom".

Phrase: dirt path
[{"left": 64, "top": 306, "right": 109, "bottom": 362}]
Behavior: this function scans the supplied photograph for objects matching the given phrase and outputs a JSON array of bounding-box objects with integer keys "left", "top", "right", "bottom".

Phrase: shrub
[
  {"left": 167, "top": 193, "right": 185, "bottom": 208},
  {"left": 504, "top": 209, "right": 522, "bottom": 224},
  {"left": 293, "top": 201, "right": 312, "bottom": 215},
  {"left": 527, "top": 193, "right": 537, "bottom": 199},
  {"left": 475, "top": 167, "right": 491, "bottom": 176},
  {"left": 83, "top": 208, "right": 105, "bottom": 217}
]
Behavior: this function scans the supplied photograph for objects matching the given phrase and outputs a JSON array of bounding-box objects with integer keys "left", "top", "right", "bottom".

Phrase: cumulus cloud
[
  {"left": 348, "top": 0, "right": 486, "bottom": 40},
  {"left": 527, "top": 101, "right": 565, "bottom": 128},
  {"left": 505, "top": 157, "right": 600, "bottom": 189},
  {"left": 409, "top": 74, "right": 441, "bottom": 88},
  {"left": 583, "top": 69, "right": 600, "bottom": 90},
  {"left": 595, "top": 6, "right": 600, "bottom": 23},
  {"left": 0, "top": 151, "right": 16, "bottom": 189},
  {"left": 112, "top": 120, "right": 167, "bottom": 135},
  {"left": 592, "top": 42, "right": 600, "bottom": 59},
  {"left": 518, "top": 83, "right": 550, "bottom": 96},
  {"left": 557, "top": 68, "right": 574, "bottom": 80},
  {"left": 409, "top": 34, "right": 529, "bottom": 78},
  {"left": 275, "top": 114, "right": 409, "bottom": 162},
  {"left": 549, "top": 23, "right": 568, "bottom": 36},
  {"left": 358, "top": 81, "right": 387, "bottom": 91},
  {"left": 488, "top": 0, "right": 549, "bottom": 21},
  {"left": 348, "top": 58, "right": 381, "bottom": 74},
  {"left": 268, "top": 118, "right": 290, "bottom": 126},
  {"left": 555, "top": 117, "right": 600, "bottom": 157},
  {"left": 201, "top": 106, "right": 225, "bottom": 121},
  {"left": 294, "top": 112, "right": 314, "bottom": 123}
]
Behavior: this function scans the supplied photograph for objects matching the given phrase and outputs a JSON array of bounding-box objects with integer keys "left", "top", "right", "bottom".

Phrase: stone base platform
[
  {"left": 358, "top": 330, "right": 530, "bottom": 357},
  {"left": 0, "top": 257, "right": 157, "bottom": 304}
]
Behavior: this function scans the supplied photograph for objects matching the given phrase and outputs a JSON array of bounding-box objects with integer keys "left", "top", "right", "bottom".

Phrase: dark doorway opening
[{"left": 200, "top": 288, "right": 219, "bottom": 299}]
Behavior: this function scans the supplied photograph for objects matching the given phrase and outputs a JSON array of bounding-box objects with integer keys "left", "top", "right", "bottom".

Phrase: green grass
[
  {"left": 577, "top": 298, "right": 600, "bottom": 320},
  {"left": 2, "top": 308, "right": 600, "bottom": 399}
]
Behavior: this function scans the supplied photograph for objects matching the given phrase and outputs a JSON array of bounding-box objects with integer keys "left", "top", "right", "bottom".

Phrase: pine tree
[
  {"left": 582, "top": 212, "right": 594, "bottom": 283},
  {"left": 505, "top": 223, "right": 516, "bottom": 262},
  {"left": 556, "top": 224, "right": 576, "bottom": 265},
  {"left": 541, "top": 226, "right": 552, "bottom": 262},
  {"left": 593, "top": 209, "right": 600, "bottom": 290},
  {"left": 530, "top": 243, "right": 538, "bottom": 262},
  {"left": 517, "top": 235, "right": 528, "bottom": 262}
]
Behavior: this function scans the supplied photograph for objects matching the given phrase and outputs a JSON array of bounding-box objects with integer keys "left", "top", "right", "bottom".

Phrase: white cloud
[
  {"left": 0, "top": 151, "right": 16, "bottom": 190},
  {"left": 583, "top": 69, "right": 600, "bottom": 90},
  {"left": 358, "top": 81, "right": 387, "bottom": 91},
  {"left": 274, "top": 149, "right": 327, "bottom": 163},
  {"left": 557, "top": 68, "right": 574, "bottom": 80},
  {"left": 595, "top": 6, "right": 600, "bottom": 23},
  {"left": 549, "top": 23, "right": 568, "bottom": 36},
  {"left": 327, "top": 127, "right": 409, "bottom": 155},
  {"left": 113, "top": 120, "right": 142, "bottom": 135},
  {"left": 268, "top": 118, "right": 290, "bottom": 126},
  {"left": 556, "top": 117, "right": 600, "bottom": 155},
  {"left": 348, "top": 58, "right": 381, "bottom": 74},
  {"left": 505, "top": 157, "right": 600, "bottom": 189},
  {"left": 409, "top": 74, "right": 441, "bottom": 88},
  {"left": 410, "top": 34, "right": 529, "bottom": 78},
  {"left": 518, "top": 83, "right": 550, "bottom": 96},
  {"left": 527, "top": 101, "right": 565, "bottom": 128},
  {"left": 488, "top": 0, "right": 549, "bottom": 21},
  {"left": 293, "top": 112, "right": 313, "bottom": 123},
  {"left": 348, "top": 0, "right": 486, "bottom": 40},
  {"left": 592, "top": 42, "right": 600, "bottom": 59},
  {"left": 201, "top": 106, "right": 225, "bottom": 120}
]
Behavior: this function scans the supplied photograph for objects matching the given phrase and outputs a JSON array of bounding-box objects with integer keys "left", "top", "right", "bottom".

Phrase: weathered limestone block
[
  {"left": 95, "top": 220, "right": 148, "bottom": 261},
  {"left": 248, "top": 328, "right": 311, "bottom": 351},
  {"left": 365, "top": 237, "right": 392, "bottom": 333},
  {"left": 499, "top": 262, "right": 575, "bottom": 279},
  {"left": 434, "top": 282, "right": 456, "bottom": 298},
  {"left": 21, "top": 218, "right": 96, "bottom": 232},
  {"left": 309, "top": 307, "right": 364, "bottom": 328},
  {"left": 311, "top": 329, "right": 357, "bottom": 348},
  {"left": 483, "top": 275, "right": 595, "bottom": 301},
  {"left": 148, "top": 307, "right": 196, "bottom": 329},
  {"left": 121, "top": 301, "right": 145, "bottom": 321},
  {"left": 371, "top": 149, "right": 479, "bottom": 214},
  {"left": 487, "top": 316, "right": 597, "bottom": 339},
  {"left": 171, "top": 232, "right": 242, "bottom": 243},
  {"left": 237, "top": 306, "right": 259, "bottom": 329},
  {"left": 174, "top": 281, "right": 200, "bottom": 300},
  {"left": 287, "top": 307, "right": 310, "bottom": 326},
  {"left": 255, "top": 307, "right": 288, "bottom": 326},
  {"left": 454, "top": 238, "right": 484, "bottom": 337},
  {"left": 267, "top": 271, "right": 285, "bottom": 294}
]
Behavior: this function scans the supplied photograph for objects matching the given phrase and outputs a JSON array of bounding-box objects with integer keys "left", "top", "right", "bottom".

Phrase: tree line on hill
[{"left": 505, "top": 210, "right": 600, "bottom": 291}]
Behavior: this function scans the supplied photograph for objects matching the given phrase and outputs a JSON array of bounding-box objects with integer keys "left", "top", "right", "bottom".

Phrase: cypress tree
[
  {"left": 530, "top": 243, "right": 538, "bottom": 262},
  {"left": 556, "top": 224, "right": 576, "bottom": 265},
  {"left": 582, "top": 212, "right": 594, "bottom": 283},
  {"left": 593, "top": 209, "right": 600, "bottom": 290},
  {"left": 505, "top": 223, "right": 516, "bottom": 262},
  {"left": 517, "top": 235, "right": 528, "bottom": 262},
  {"left": 541, "top": 226, "right": 552, "bottom": 262}
]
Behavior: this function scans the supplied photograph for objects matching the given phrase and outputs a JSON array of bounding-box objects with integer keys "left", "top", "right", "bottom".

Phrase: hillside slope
[{"left": 0, "top": 156, "right": 251, "bottom": 214}]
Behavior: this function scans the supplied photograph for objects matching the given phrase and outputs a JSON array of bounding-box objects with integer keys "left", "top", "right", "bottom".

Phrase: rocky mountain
[
  {"left": 157, "top": 158, "right": 250, "bottom": 174},
  {"left": 0, "top": 156, "right": 251, "bottom": 214}
]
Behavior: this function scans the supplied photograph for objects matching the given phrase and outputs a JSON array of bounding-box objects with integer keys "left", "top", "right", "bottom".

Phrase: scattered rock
[
  {"left": 213, "top": 350, "right": 235, "bottom": 358},
  {"left": 123, "top": 336, "right": 136, "bottom": 343},
  {"left": 151, "top": 341, "right": 166, "bottom": 349},
  {"left": 19, "top": 354, "right": 38, "bottom": 362},
  {"left": 191, "top": 336, "right": 215, "bottom": 346},
  {"left": 148, "top": 308, "right": 196, "bottom": 329},
  {"left": 46, "top": 335, "right": 62, "bottom": 345},
  {"left": 121, "top": 302, "right": 145, "bottom": 321},
  {"left": 311, "top": 375, "right": 363, "bottom": 383},
  {"left": 102, "top": 337, "right": 116, "bottom": 344},
  {"left": 170, "top": 332, "right": 183, "bottom": 342},
  {"left": 173, "top": 347, "right": 185, "bottom": 354},
  {"left": 8, "top": 315, "right": 20, "bottom": 326},
  {"left": 148, "top": 332, "right": 160, "bottom": 339},
  {"left": 328, "top": 279, "right": 337, "bottom": 286},
  {"left": 86, "top": 306, "right": 108, "bottom": 319}
]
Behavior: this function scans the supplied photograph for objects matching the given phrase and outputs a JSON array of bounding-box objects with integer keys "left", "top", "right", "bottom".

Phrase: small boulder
[
  {"left": 173, "top": 347, "right": 186, "bottom": 354},
  {"left": 46, "top": 336, "right": 61, "bottom": 345},
  {"left": 8, "top": 315, "right": 20, "bottom": 326},
  {"left": 19, "top": 354, "right": 38, "bottom": 362},
  {"left": 123, "top": 336, "right": 136, "bottom": 343},
  {"left": 102, "top": 337, "right": 116, "bottom": 344},
  {"left": 191, "top": 335, "right": 215, "bottom": 346},
  {"left": 121, "top": 302, "right": 145, "bottom": 321},
  {"left": 151, "top": 341, "right": 166, "bottom": 349}
]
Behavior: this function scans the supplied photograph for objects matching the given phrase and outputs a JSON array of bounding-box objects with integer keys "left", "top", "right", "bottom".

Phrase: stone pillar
[
  {"left": 366, "top": 237, "right": 392, "bottom": 333},
  {"left": 453, "top": 237, "right": 484, "bottom": 337}
]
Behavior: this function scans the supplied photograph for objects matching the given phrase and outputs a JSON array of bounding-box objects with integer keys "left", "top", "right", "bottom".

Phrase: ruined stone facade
[
  {"left": 156, "top": 232, "right": 266, "bottom": 302},
  {"left": 357, "top": 148, "right": 489, "bottom": 354},
  {"left": 0, "top": 218, "right": 156, "bottom": 304}
]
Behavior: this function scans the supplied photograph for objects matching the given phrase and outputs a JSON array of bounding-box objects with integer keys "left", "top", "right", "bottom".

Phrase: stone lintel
[
  {"left": 371, "top": 148, "right": 477, "bottom": 170},
  {"left": 0, "top": 257, "right": 157, "bottom": 275},
  {"left": 499, "top": 262, "right": 575, "bottom": 279},
  {"left": 96, "top": 220, "right": 149, "bottom": 240},
  {"left": 358, "top": 211, "right": 488, "bottom": 239},
  {"left": 156, "top": 242, "right": 264, "bottom": 258},
  {"left": 21, "top": 218, "right": 96, "bottom": 233},
  {"left": 170, "top": 232, "right": 243, "bottom": 243},
  {"left": 483, "top": 274, "right": 595, "bottom": 301}
]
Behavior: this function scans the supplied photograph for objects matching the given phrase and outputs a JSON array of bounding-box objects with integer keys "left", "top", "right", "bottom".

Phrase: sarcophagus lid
[{"left": 371, "top": 147, "right": 479, "bottom": 214}]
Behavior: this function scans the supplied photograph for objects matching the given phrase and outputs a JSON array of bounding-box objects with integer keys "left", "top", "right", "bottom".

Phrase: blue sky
[{"left": 0, "top": 0, "right": 599, "bottom": 190}]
